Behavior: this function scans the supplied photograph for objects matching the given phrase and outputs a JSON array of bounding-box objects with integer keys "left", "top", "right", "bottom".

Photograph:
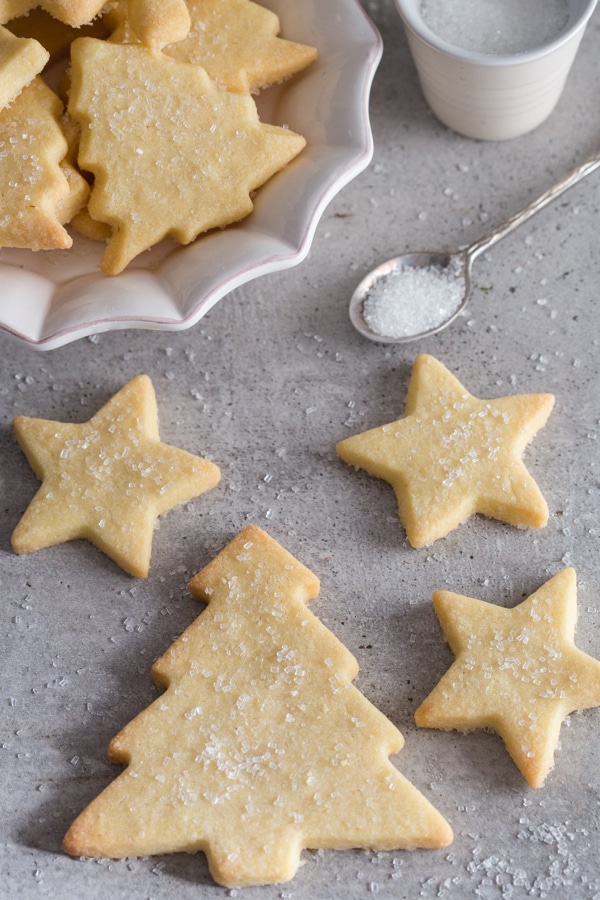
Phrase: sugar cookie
[
  {"left": 0, "top": 0, "right": 106, "bottom": 28},
  {"left": 12, "top": 374, "right": 221, "bottom": 577},
  {"left": 63, "top": 525, "right": 452, "bottom": 887},
  {"left": 127, "top": 0, "right": 191, "bottom": 48},
  {"left": 0, "top": 77, "right": 72, "bottom": 250},
  {"left": 68, "top": 37, "right": 307, "bottom": 274},
  {"left": 162, "top": 0, "right": 318, "bottom": 92},
  {"left": 0, "top": 22, "right": 48, "bottom": 108},
  {"left": 415, "top": 569, "right": 600, "bottom": 787},
  {"left": 336, "top": 354, "right": 554, "bottom": 547}
]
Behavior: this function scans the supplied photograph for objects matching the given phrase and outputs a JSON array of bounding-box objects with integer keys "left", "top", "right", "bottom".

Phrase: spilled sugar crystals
[{"left": 362, "top": 261, "right": 464, "bottom": 339}]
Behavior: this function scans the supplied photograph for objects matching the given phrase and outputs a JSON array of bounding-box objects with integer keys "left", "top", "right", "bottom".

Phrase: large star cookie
[
  {"left": 336, "top": 354, "right": 554, "bottom": 547},
  {"left": 63, "top": 526, "right": 452, "bottom": 887},
  {"left": 68, "top": 37, "right": 306, "bottom": 274},
  {"left": 12, "top": 375, "right": 221, "bottom": 577},
  {"left": 415, "top": 569, "right": 600, "bottom": 787}
]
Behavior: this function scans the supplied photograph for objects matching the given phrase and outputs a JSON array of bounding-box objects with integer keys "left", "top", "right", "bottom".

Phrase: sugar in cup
[{"left": 394, "top": 0, "right": 598, "bottom": 140}]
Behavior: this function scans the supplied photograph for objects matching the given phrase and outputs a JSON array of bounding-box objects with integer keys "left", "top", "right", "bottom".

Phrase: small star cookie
[
  {"left": 11, "top": 375, "right": 221, "bottom": 577},
  {"left": 336, "top": 354, "right": 554, "bottom": 547},
  {"left": 415, "top": 569, "right": 600, "bottom": 787}
]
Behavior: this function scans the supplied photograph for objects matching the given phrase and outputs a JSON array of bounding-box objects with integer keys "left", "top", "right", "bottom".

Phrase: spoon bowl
[
  {"left": 350, "top": 149, "right": 600, "bottom": 343},
  {"left": 349, "top": 250, "right": 471, "bottom": 343}
]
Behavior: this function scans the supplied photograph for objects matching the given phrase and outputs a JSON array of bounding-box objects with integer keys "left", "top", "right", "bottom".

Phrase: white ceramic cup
[{"left": 394, "top": 0, "right": 598, "bottom": 140}]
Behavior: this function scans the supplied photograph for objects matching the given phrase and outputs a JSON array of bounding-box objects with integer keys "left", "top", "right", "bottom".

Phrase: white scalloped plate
[{"left": 0, "top": 0, "right": 382, "bottom": 350}]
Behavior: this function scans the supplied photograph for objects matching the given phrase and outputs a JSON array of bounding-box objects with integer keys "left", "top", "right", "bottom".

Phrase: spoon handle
[{"left": 466, "top": 151, "right": 600, "bottom": 263}]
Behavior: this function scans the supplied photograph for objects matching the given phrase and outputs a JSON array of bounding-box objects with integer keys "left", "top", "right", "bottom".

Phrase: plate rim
[{"left": 0, "top": 0, "right": 383, "bottom": 350}]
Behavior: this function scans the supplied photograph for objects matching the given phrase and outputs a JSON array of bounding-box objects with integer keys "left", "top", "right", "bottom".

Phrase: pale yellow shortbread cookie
[
  {"left": 69, "top": 205, "right": 111, "bottom": 242},
  {"left": 107, "top": 0, "right": 317, "bottom": 92},
  {"left": 0, "top": 0, "right": 106, "bottom": 27},
  {"left": 126, "top": 0, "right": 191, "bottom": 48},
  {"left": 12, "top": 374, "right": 221, "bottom": 577},
  {"left": 56, "top": 158, "right": 90, "bottom": 225},
  {"left": 0, "top": 22, "right": 48, "bottom": 108},
  {"left": 0, "top": 77, "right": 72, "bottom": 250},
  {"left": 336, "top": 354, "right": 554, "bottom": 547},
  {"left": 63, "top": 525, "right": 452, "bottom": 887},
  {"left": 39, "top": 107, "right": 90, "bottom": 225},
  {"left": 415, "top": 569, "right": 600, "bottom": 788},
  {"left": 162, "top": 0, "right": 318, "bottom": 92},
  {"left": 68, "top": 37, "right": 307, "bottom": 274}
]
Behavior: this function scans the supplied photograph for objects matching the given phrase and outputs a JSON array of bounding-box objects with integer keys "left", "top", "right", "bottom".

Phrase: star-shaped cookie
[
  {"left": 415, "top": 569, "right": 600, "bottom": 787},
  {"left": 11, "top": 375, "right": 221, "bottom": 577},
  {"left": 336, "top": 354, "right": 554, "bottom": 547}
]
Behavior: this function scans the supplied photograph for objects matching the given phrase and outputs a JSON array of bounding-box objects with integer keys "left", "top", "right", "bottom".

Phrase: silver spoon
[{"left": 349, "top": 150, "right": 600, "bottom": 344}]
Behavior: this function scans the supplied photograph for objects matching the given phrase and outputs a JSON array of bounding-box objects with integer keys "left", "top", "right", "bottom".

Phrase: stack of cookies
[{"left": 0, "top": 0, "right": 316, "bottom": 271}]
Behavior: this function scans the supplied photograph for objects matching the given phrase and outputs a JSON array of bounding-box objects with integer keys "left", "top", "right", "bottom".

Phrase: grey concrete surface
[{"left": 2, "top": 2, "right": 600, "bottom": 897}]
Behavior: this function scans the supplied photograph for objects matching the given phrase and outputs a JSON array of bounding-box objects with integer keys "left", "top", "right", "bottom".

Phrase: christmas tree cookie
[
  {"left": 0, "top": 77, "right": 75, "bottom": 250},
  {"left": 12, "top": 375, "right": 220, "bottom": 577},
  {"left": 336, "top": 354, "right": 554, "bottom": 547},
  {"left": 107, "top": 0, "right": 317, "bottom": 91},
  {"left": 63, "top": 525, "right": 452, "bottom": 887},
  {"left": 68, "top": 36, "right": 307, "bottom": 274},
  {"left": 415, "top": 569, "right": 600, "bottom": 787},
  {"left": 162, "top": 0, "right": 318, "bottom": 92}
]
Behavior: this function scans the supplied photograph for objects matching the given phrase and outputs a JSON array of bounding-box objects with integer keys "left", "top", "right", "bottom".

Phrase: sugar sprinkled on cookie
[
  {"left": 336, "top": 354, "right": 555, "bottom": 547},
  {"left": 106, "top": 0, "right": 317, "bottom": 92},
  {"left": 0, "top": 76, "right": 73, "bottom": 249},
  {"left": 11, "top": 374, "right": 221, "bottom": 577},
  {"left": 161, "top": 0, "right": 318, "bottom": 92},
  {"left": 0, "top": 1, "right": 315, "bottom": 262},
  {"left": 68, "top": 37, "right": 307, "bottom": 274},
  {"left": 415, "top": 568, "right": 600, "bottom": 787},
  {"left": 63, "top": 525, "right": 452, "bottom": 887}
]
